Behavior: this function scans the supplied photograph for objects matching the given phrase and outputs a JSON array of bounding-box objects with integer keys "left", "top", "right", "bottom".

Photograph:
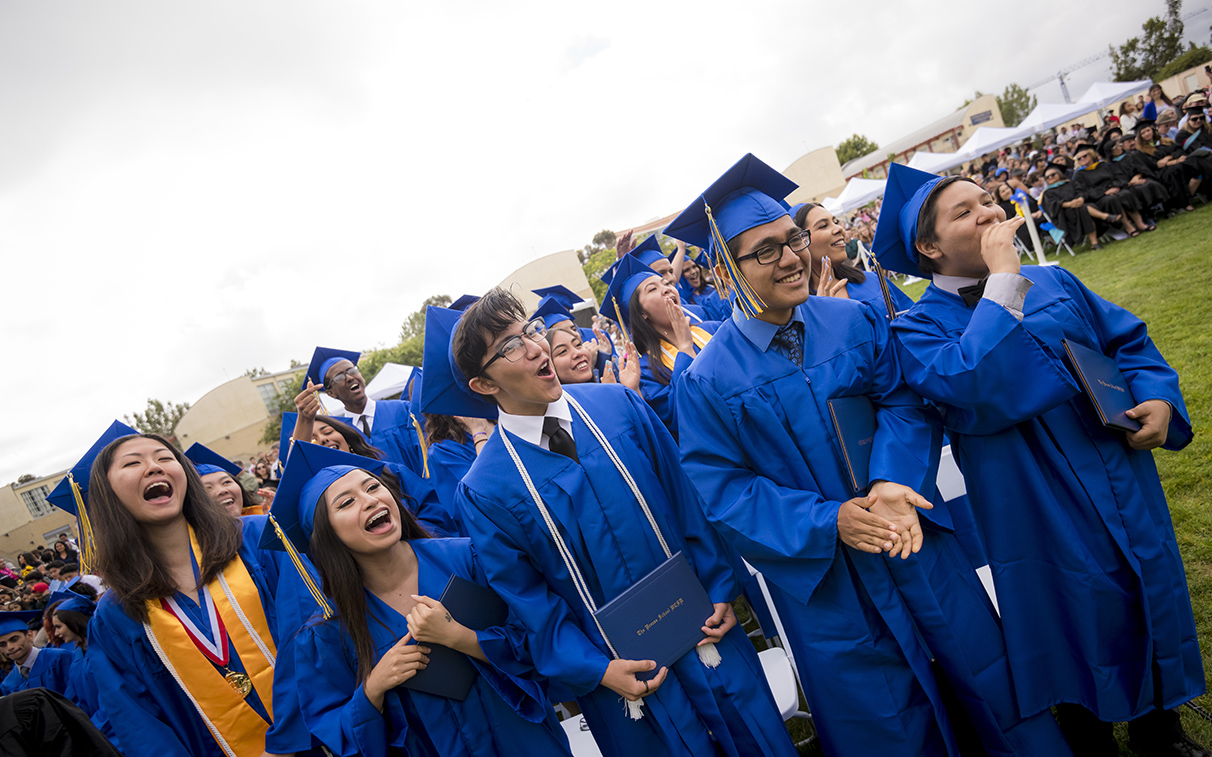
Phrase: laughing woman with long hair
[
  {"left": 273, "top": 443, "right": 572, "bottom": 757},
  {"left": 77, "top": 424, "right": 322, "bottom": 757}
]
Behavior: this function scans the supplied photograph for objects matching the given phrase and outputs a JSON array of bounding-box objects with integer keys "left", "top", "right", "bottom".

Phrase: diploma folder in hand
[
  {"left": 594, "top": 552, "right": 715, "bottom": 682},
  {"left": 400, "top": 574, "right": 509, "bottom": 701},
  {"left": 827, "top": 395, "right": 877, "bottom": 494},
  {"left": 1061, "top": 339, "right": 1142, "bottom": 433}
]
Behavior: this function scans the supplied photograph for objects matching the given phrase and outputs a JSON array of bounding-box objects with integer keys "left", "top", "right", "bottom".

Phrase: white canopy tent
[
  {"left": 836, "top": 177, "right": 887, "bottom": 212},
  {"left": 956, "top": 125, "right": 1032, "bottom": 160},
  {"left": 1017, "top": 102, "right": 1096, "bottom": 135},
  {"left": 820, "top": 196, "right": 844, "bottom": 216},
  {"left": 365, "top": 363, "right": 418, "bottom": 401},
  {"left": 1075, "top": 79, "right": 1152, "bottom": 110},
  {"left": 907, "top": 150, "right": 967, "bottom": 173}
]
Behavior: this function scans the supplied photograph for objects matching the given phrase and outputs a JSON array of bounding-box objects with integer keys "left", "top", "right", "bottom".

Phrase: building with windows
[
  {"left": 174, "top": 366, "right": 307, "bottom": 464},
  {"left": 0, "top": 472, "right": 78, "bottom": 561}
]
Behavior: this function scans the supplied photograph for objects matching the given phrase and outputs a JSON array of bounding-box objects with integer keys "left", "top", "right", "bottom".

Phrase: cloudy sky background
[{"left": 2, "top": 0, "right": 1208, "bottom": 484}]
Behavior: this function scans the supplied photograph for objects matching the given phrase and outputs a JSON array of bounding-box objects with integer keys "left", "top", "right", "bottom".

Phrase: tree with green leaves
[
  {"left": 578, "top": 229, "right": 618, "bottom": 265},
  {"left": 1110, "top": 0, "right": 1187, "bottom": 82},
  {"left": 17, "top": 474, "right": 36, "bottom": 484},
  {"left": 837, "top": 134, "right": 880, "bottom": 165},
  {"left": 243, "top": 367, "right": 270, "bottom": 378},
  {"left": 125, "top": 398, "right": 191, "bottom": 445},
  {"left": 1157, "top": 45, "right": 1212, "bottom": 79},
  {"left": 997, "top": 83, "right": 1037, "bottom": 127},
  {"left": 259, "top": 373, "right": 305, "bottom": 446}
]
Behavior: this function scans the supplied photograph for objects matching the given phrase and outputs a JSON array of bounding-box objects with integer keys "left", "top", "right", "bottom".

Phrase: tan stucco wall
[
  {"left": 496, "top": 249, "right": 597, "bottom": 314},
  {"left": 785, "top": 147, "right": 847, "bottom": 205},
  {"left": 0, "top": 472, "right": 77, "bottom": 563},
  {"left": 175, "top": 368, "right": 304, "bottom": 463}
]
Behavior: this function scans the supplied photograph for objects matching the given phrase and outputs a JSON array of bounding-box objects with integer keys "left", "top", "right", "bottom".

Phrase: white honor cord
[
  {"left": 143, "top": 622, "right": 239, "bottom": 757},
  {"left": 217, "top": 572, "right": 275, "bottom": 668}
]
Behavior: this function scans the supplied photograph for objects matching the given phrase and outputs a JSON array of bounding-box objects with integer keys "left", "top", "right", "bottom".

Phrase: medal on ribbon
[{"left": 162, "top": 586, "right": 252, "bottom": 698}]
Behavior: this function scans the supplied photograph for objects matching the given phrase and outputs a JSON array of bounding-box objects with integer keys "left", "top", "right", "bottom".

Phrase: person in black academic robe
[
  {"left": 1039, "top": 168, "right": 1101, "bottom": 249},
  {"left": 1123, "top": 123, "right": 1194, "bottom": 211},
  {"left": 1071, "top": 145, "right": 1150, "bottom": 235}
]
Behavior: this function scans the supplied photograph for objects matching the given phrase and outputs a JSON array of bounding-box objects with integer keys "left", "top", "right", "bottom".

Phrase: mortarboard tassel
[
  {"left": 612, "top": 299, "right": 632, "bottom": 348},
  {"left": 704, "top": 200, "right": 766, "bottom": 319},
  {"left": 68, "top": 473, "right": 97, "bottom": 575},
  {"left": 267, "top": 514, "right": 333, "bottom": 620},
  {"left": 696, "top": 641, "right": 721, "bottom": 667},
  {"left": 411, "top": 414, "right": 430, "bottom": 478}
]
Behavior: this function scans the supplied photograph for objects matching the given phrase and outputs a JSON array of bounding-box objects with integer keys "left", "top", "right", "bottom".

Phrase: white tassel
[
  {"left": 696, "top": 642, "right": 722, "bottom": 668},
  {"left": 624, "top": 697, "right": 646, "bottom": 720}
]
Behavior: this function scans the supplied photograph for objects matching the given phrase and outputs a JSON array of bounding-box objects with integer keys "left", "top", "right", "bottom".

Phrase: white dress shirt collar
[{"left": 496, "top": 394, "right": 573, "bottom": 450}]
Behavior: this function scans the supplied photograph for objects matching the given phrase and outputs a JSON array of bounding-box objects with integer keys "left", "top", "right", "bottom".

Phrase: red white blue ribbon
[{"left": 160, "top": 585, "right": 230, "bottom": 668}]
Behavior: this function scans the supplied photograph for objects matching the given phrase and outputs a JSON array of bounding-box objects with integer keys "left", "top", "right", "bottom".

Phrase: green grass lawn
[{"left": 889, "top": 204, "right": 1212, "bottom": 754}]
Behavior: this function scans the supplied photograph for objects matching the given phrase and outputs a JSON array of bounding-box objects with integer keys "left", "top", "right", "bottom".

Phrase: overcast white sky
[{"left": 1, "top": 0, "right": 1207, "bottom": 484}]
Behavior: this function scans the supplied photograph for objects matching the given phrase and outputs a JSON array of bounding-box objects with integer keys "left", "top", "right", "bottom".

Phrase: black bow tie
[{"left": 957, "top": 278, "right": 988, "bottom": 307}]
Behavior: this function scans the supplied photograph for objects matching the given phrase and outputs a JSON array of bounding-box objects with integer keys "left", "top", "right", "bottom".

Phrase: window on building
[
  {"left": 20, "top": 485, "right": 53, "bottom": 519},
  {"left": 257, "top": 383, "right": 281, "bottom": 412}
]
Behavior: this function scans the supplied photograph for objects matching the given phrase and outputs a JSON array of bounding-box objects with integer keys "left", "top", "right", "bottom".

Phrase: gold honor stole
[
  {"left": 658, "top": 325, "right": 712, "bottom": 372},
  {"left": 143, "top": 527, "right": 277, "bottom": 757}
]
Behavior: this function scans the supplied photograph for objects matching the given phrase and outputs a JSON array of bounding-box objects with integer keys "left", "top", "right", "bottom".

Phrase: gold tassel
[
  {"left": 612, "top": 299, "right": 632, "bottom": 347},
  {"left": 704, "top": 201, "right": 766, "bottom": 319},
  {"left": 68, "top": 474, "right": 96, "bottom": 576},
  {"left": 411, "top": 414, "right": 430, "bottom": 478},
  {"left": 267, "top": 514, "right": 333, "bottom": 620}
]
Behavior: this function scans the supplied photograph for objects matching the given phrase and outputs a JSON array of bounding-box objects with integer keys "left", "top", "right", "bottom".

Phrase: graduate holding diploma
[
  {"left": 267, "top": 441, "right": 572, "bottom": 757},
  {"left": 443, "top": 291, "right": 795, "bottom": 757},
  {"left": 668, "top": 154, "right": 1071, "bottom": 757},
  {"left": 874, "top": 162, "right": 1205, "bottom": 757}
]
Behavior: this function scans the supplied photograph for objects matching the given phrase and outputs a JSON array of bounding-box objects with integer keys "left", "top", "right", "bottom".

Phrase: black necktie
[
  {"left": 359, "top": 415, "right": 371, "bottom": 435},
  {"left": 543, "top": 417, "right": 578, "bottom": 462},
  {"left": 957, "top": 278, "right": 988, "bottom": 307}
]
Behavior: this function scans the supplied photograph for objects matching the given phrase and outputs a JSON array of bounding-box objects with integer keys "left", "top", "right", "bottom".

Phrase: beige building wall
[
  {"left": 784, "top": 147, "right": 847, "bottom": 205},
  {"left": 175, "top": 367, "right": 305, "bottom": 464},
  {"left": 496, "top": 249, "right": 597, "bottom": 314},
  {"left": 0, "top": 472, "right": 78, "bottom": 562}
]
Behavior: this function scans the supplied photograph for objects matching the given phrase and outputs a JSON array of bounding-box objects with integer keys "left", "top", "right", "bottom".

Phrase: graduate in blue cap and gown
[
  {"left": 792, "top": 201, "right": 915, "bottom": 316},
  {"left": 0, "top": 610, "right": 73, "bottom": 696},
  {"left": 265, "top": 441, "right": 572, "bottom": 757},
  {"left": 669, "top": 153, "right": 1072, "bottom": 757},
  {"left": 281, "top": 411, "right": 459, "bottom": 537},
  {"left": 670, "top": 242, "right": 732, "bottom": 321},
  {"left": 448, "top": 288, "right": 796, "bottom": 757},
  {"left": 873, "top": 162, "right": 1205, "bottom": 756},
  {"left": 296, "top": 346, "right": 430, "bottom": 479},
  {"left": 46, "top": 590, "right": 119, "bottom": 746},
  {"left": 63, "top": 421, "right": 325, "bottom": 757},
  {"left": 532, "top": 287, "right": 615, "bottom": 375},
  {"left": 624, "top": 235, "right": 710, "bottom": 323},
  {"left": 601, "top": 256, "right": 721, "bottom": 436},
  {"left": 185, "top": 442, "right": 266, "bottom": 517}
]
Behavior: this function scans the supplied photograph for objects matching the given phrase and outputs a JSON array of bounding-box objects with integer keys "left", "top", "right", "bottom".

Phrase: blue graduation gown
[
  {"left": 457, "top": 383, "right": 796, "bottom": 757},
  {"left": 291, "top": 537, "right": 571, "bottom": 757},
  {"left": 845, "top": 274, "right": 916, "bottom": 315},
  {"left": 676, "top": 299, "right": 1071, "bottom": 757},
  {"left": 891, "top": 265, "right": 1203, "bottom": 721},
  {"left": 426, "top": 438, "right": 477, "bottom": 535},
  {"left": 64, "top": 644, "right": 120, "bottom": 747},
  {"left": 86, "top": 516, "right": 324, "bottom": 757},
  {"left": 358, "top": 399, "right": 429, "bottom": 479},
  {"left": 637, "top": 320, "right": 721, "bottom": 436},
  {"left": 385, "top": 461, "right": 461, "bottom": 537},
  {"left": 677, "top": 280, "right": 732, "bottom": 322},
  {"left": 0, "top": 645, "right": 72, "bottom": 696}
]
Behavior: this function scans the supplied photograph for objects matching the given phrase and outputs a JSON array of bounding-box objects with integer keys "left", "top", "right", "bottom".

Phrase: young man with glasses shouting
[
  {"left": 292, "top": 347, "right": 429, "bottom": 478},
  {"left": 669, "top": 154, "right": 1071, "bottom": 756},
  {"left": 435, "top": 291, "right": 796, "bottom": 757}
]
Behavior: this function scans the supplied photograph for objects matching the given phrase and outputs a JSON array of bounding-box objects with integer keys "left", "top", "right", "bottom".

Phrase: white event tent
[
  {"left": 835, "top": 177, "right": 887, "bottom": 212},
  {"left": 820, "top": 196, "right": 844, "bottom": 217},
  {"left": 365, "top": 363, "right": 419, "bottom": 401},
  {"left": 907, "top": 150, "right": 968, "bottom": 173},
  {"left": 1074, "top": 79, "right": 1152, "bottom": 109},
  {"left": 1017, "top": 102, "right": 1094, "bottom": 135}
]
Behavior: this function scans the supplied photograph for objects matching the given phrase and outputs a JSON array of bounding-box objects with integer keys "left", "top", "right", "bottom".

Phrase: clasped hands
[{"left": 837, "top": 480, "right": 932, "bottom": 559}]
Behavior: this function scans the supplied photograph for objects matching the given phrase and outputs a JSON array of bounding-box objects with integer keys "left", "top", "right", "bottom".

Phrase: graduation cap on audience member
[
  {"left": 47, "top": 590, "right": 96, "bottom": 617},
  {"left": 0, "top": 610, "right": 41, "bottom": 636},
  {"left": 416, "top": 306, "right": 499, "bottom": 420},
  {"left": 47, "top": 420, "right": 141, "bottom": 574},
  {"left": 184, "top": 442, "right": 241, "bottom": 479},
  {"left": 305, "top": 347, "right": 361, "bottom": 391},
  {"left": 1134, "top": 118, "right": 1157, "bottom": 137},
  {"left": 449, "top": 294, "right": 481, "bottom": 312},
  {"left": 664, "top": 153, "right": 797, "bottom": 318},
  {"left": 601, "top": 255, "right": 661, "bottom": 336},
  {"left": 871, "top": 162, "right": 949, "bottom": 277}
]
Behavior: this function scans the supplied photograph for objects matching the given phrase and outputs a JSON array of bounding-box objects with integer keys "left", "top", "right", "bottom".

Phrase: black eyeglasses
[
  {"left": 477, "top": 319, "right": 548, "bottom": 377},
  {"left": 327, "top": 366, "right": 362, "bottom": 385},
  {"left": 734, "top": 230, "right": 811, "bottom": 266}
]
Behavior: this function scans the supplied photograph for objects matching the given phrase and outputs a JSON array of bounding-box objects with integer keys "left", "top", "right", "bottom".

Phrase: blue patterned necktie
[{"left": 771, "top": 320, "right": 804, "bottom": 368}]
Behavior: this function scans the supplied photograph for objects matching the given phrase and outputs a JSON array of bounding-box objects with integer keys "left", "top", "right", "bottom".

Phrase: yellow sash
[
  {"left": 144, "top": 527, "right": 277, "bottom": 757},
  {"left": 659, "top": 326, "right": 712, "bottom": 372}
]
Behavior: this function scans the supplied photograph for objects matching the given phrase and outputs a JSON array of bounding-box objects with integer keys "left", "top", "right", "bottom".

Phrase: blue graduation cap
[
  {"left": 47, "top": 590, "right": 96, "bottom": 617},
  {"left": 533, "top": 296, "right": 576, "bottom": 330},
  {"left": 184, "top": 442, "right": 241, "bottom": 479},
  {"left": 871, "top": 162, "right": 947, "bottom": 277},
  {"left": 0, "top": 610, "right": 41, "bottom": 636},
  {"left": 416, "top": 306, "right": 499, "bottom": 420},
  {"left": 47, "top": 420, "right": 140, "bottom": 575},
  {"left": 531, "top": 285, "right": 582, "bottom": 310},
  {"left": 628, "top": 235, "right": 664, "bottom": 267},
  {"left": 260, "top": 441, "right": 386, "bottom": 554},
  {"left": 601, "top": 255, "right": 661, "bottom": 337},
  {"left": 664, "top": 153, "right": 797, "bottom": 318},
  {"left": 404, "top": 367, "right": 422, "bottom": 402},
  {"left": 306, "top": 347, "right": 361, "bottom": 391},
  {"left": 599, "top": 258, "right": 622, "bottom": 285},
  {"left": 450, "top": 294, "right": 481, "bottom": 312},
  {"left": 279, "top": 412, "right": 369, "bottom": 466}
]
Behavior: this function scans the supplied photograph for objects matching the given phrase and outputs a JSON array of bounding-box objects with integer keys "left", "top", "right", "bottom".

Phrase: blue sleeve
[
  {"left": 1059, "top": 267, "right": 1193, "bottom": 449},
  {"left": 457, "top": 483, "right": 612, "bottom": 696},
  {"left": 387, "top": 461, "right": 461, "bottom": 537},
  {"left": 293, "top": 621, "right": 396, "bottom": 757},
  {"left": 620, "top": 387, "right": 744, "bottom": 603},
  {"left": 51, "top": 649, "right": 74, "bottom": 695},
  {"left": 676, "top": 370, "right": 842, "bottom": 606},
  {"left": 1143, "top": 101, "right": 1157, "bottom": 120},
  {"left": 892, "top": 292, "right": 1081, "bottom": 436},
  {"left": 638, "top": 352, "right": 693, "bottom": 433}
]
